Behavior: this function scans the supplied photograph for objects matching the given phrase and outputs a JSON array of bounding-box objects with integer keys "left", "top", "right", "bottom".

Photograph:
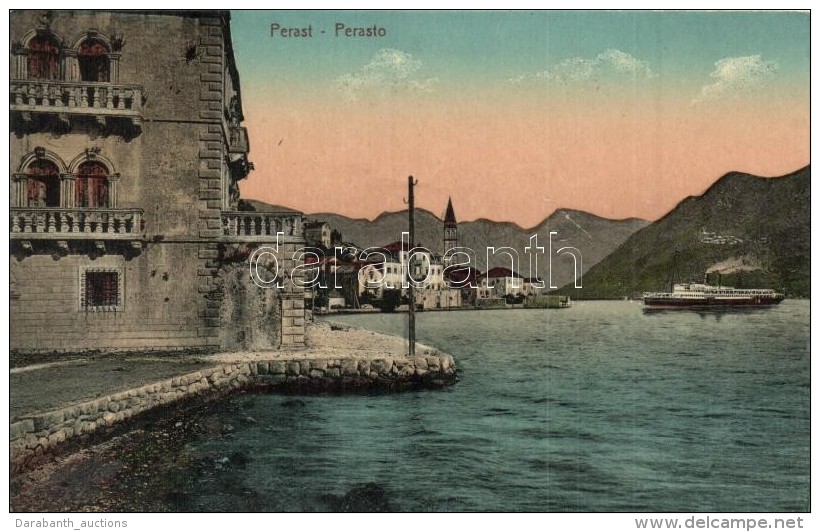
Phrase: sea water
[{"left": 189, "top": 300, "right": 810, "bottom": 511}]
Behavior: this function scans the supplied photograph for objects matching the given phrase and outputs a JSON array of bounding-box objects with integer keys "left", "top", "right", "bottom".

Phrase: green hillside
[{"left": 559, "top": 166, "right": 810, "bottom": 299}]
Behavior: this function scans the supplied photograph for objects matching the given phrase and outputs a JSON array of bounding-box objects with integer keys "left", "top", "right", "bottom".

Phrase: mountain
[
  {"left": 241, "top": 200, "right": 301, "bottom": 213},
  {"left": 298, "top": 206, "right": 648, "bottom": 289},
  {"left": 560, "top": 166, "right": 810, "bottom": 299}
]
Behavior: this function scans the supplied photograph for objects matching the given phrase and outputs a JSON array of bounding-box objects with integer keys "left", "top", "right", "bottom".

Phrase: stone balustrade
[
  {"left": 10, "top": 207, "right": 144, "bottom": 239},
  {"left": 222, "top": 211, "right": 303, "bottom": 240},
  {"left": 10, "top": 79, "right": 143, "bottom": 124}
]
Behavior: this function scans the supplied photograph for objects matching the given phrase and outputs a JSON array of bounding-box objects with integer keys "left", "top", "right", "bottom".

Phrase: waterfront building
[
  {"left": 354, "top": 240, "right": 461, "bottom": 309},
  {"left": 414, "top": 287, "right": 462, "bottom": 310},
  {"left": 479, "top": 267, "right": 525, "bottom": 299},
  {"left": 359, "top": 260, "right": 404, "bottom": 298},
  {"left": 522, "top": 277, "right": 546, "bottom": 296}
]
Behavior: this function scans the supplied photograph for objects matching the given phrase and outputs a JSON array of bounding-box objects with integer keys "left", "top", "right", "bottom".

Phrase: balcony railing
[
  {"left": 222, "top": 211, "right": 303, "bottom": 240},
  {"left": 10, "top": 207, "right": 144, "bottom": 239},
  {"left": 228, "top": 126, "right": 249, "bottom": 154},
  {"left": 10, "top": 79, "right": 143, "bottom": 123}
]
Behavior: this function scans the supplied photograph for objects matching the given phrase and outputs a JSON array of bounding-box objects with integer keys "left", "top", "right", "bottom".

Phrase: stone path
[
  {"left": 205, "top": 319, "right": 438, "bottom": 362},
  {"left": 10, "top": 321, "right": 455, "bottom": 473},
  {"left": 10, "top": 321, "right": 440, "bottom": 420}
]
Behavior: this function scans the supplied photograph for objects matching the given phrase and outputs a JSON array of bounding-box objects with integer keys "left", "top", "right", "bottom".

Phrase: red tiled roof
[
  {"left": 381, "top": 241, "right": 411, "bottom": 252},
  {"left": 484, "top": 267, "right": 522, "bottom": 278},
  {"left": 444, "top": 266, "right": 480, "bottom": 287},
  {"left": 444, "top": 266, "right": 480, "bottom": 282}
]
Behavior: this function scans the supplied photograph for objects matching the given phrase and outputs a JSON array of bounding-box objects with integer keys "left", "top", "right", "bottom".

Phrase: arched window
[
  {"left": 78, "top": 38, "right": 109, "bottom": 82},
  {"left": 27, "top": 35, "right": 60, "bottom": 80},
  {"left": 75, "top": 161, "right": 109, "bottom": 208},
  {"left": 27, "top": 160, "right": 61, "bottom": 207}
]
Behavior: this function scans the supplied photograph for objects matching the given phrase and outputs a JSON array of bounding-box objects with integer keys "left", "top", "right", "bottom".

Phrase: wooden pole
[{"left": 408, "top": 175, "right": 416, "bottom": 357}]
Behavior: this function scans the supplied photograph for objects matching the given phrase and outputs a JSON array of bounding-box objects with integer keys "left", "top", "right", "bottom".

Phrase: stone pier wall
[{"left": 10, "top": 354, "right": 456, "bottom": 472}]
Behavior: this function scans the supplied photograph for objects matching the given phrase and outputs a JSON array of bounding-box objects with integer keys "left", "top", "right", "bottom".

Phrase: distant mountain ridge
[
  {"left": 244, "top": 199, "right": 649, "bottom": 288},
  {"left": 559, "top": 165, "right": 810, "bottom": 298}
]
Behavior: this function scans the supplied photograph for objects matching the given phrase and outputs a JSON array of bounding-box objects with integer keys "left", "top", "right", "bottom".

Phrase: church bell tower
[{"left": 443, "top": 197, "right": 458, "bottom": 264}]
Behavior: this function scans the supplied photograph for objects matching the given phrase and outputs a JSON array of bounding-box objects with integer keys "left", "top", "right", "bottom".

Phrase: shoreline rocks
[{"left": 10, "top": 353, "right": 457, "bottom": 473}]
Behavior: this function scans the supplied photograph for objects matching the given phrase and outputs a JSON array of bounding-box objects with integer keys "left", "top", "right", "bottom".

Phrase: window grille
[{"left": 79, "top": 268, "right": 123, "bottom": 311}]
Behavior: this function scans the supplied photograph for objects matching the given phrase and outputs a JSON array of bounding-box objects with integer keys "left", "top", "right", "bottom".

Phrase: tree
[{"left": 377, "top": 289, "right": 402, "bottom": 313}]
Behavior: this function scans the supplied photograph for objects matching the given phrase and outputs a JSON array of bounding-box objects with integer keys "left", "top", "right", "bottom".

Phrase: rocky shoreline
[
  {"left": 10, "top": 321, "right": 457, "bottom": 508},
  {"left": 11, "top": 389, "right": 410, "bottom": 512},
  {"left": 12, "top": 391, "right": 280, "bottom": 512}
]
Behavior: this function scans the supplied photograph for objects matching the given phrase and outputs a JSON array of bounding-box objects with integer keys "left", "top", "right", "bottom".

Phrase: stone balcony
[
  {"left": 9, "top": 79, "right": 143, "bottom": 133},
  {"left": 221, "top": 211, "right": 303, "bottom": 242},
  {"left": 10, "top": 207, "right": 144, "bottom": 239},
  {"left": 10, "top": 207, "right": 145, "bottom": 256}
]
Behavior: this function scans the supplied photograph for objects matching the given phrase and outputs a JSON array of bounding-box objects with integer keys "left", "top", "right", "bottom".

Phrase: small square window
[{"left": 86, "top": 271, "right": 118, "bottom": 306}]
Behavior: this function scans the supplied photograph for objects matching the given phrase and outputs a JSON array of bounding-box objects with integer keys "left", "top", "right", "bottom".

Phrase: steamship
[{"left": 642, "top": 283, "right": 785, "bottom": 309}]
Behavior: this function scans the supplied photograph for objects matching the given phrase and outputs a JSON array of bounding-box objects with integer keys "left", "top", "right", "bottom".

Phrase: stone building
[
  {"left": 304, "top": 220, "right": 331, "bottom": 249},
  {"left": 10, "top": 10, "right": 305, "bottom": 352},
  {"left": 479, "top": 267, "right": 524, "bottom": 299}
]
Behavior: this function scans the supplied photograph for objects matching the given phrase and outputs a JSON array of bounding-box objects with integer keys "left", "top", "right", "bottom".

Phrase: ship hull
[{"left": 643, "top": 296, "right": 785, "bottom": 309}]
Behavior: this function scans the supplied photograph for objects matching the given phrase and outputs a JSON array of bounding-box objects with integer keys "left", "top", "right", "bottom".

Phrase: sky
[{"left": 230, "top": 10, "right": 809, "bottom": 228}]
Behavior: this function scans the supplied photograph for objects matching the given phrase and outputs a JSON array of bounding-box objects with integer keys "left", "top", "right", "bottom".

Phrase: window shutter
[
  {"left": 76, "top": 161, "right": 109, "bottom": 208},
  {"left": 27, "top": 36, "right": 59, "bottom": 80}
]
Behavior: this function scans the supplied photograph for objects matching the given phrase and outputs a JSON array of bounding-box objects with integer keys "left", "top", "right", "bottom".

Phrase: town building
[
  {"left": 522, "top": 277, "right": 546, "bottom": 297},
  {"left": 10, "top": 10, "right": 305, "bottom": 352},
  {"left": 304, "top": 220, "right": 331, "bottom": 249},
  {"left": 356, "top": 238, "right": 462, "bottom": 309},
  {"left": 414, "top": 287, "right": 461, "bottom": 310},
  {"left": 479, "top": 267, "right": 525, "bottom": 299},
  {"left": 359, "top": 259, "right": 404, "bottom": 298}
]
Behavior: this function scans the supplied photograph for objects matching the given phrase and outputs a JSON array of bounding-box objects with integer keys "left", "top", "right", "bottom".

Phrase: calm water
[{"left": 191, "top": 301, "right": 810, "bottom": 511}]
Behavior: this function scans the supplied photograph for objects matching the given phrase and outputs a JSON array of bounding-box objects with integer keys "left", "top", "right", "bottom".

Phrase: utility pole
[{"left": 407, "top": 175, "right": 417, "bottom": 357}]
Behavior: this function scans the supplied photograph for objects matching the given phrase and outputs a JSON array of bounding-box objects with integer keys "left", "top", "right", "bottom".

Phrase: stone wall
[
  {"left": 10, "top": 354, "right": 456, "bottom": 472},
  {"left": 217, "top": 261, "right": 282, "bottom": 350},
  {"left": 476, "top": 298, "right": 507, "bottom": 309},
  {"left": 10, "top": 244, "right": 212, "bottom": 351},
  {"left": 277, "top": 238, "right": 307, "bottom": 346}
]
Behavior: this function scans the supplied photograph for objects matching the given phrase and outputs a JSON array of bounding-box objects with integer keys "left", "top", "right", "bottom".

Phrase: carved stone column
[
  {"left": 63, "top": 49, "right": 79, "bottom": 82},
  {"left": 12, "top": 47, "right": 27, "bottom": 79},
  {"left": 11, "top": 173, "right": 28, "bottom": 207},
  {"left": 108, "top": 172, "right": 122, "bottom": 208},
  {"left": 109, "top": 52, "right": 121, "bottom": 83},
  {"left": 60, "top": 173, "right": 76, "bottom": 208}
]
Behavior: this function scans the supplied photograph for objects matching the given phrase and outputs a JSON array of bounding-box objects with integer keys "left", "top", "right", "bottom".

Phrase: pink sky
[
  {"left": 239, "top": 90, "right": 808, "bottom": 228},
  {"left": 231, "top": 11, "right": 809, "bottom": 227}
]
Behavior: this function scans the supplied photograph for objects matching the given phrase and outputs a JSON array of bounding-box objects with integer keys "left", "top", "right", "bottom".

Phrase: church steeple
[
  {"left": 444, "top": 197, "right": 457, "bottom": 227},
  {"left": 443, "top": 197, "right": 458, "bottom": 260}
]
